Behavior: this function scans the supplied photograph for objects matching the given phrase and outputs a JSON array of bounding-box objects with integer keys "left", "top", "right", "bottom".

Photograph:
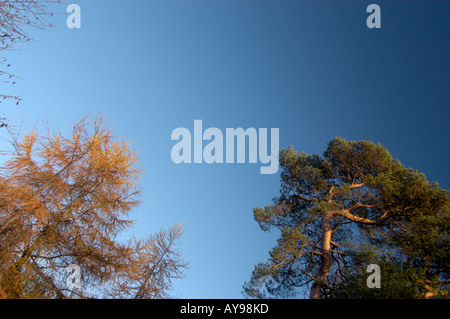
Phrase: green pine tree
[{"left": 243, "top": 137, "right": 449, "bottom": 299}]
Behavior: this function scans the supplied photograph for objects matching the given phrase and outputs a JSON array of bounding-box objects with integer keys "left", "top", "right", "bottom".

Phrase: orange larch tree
[{"left": 0, "top": 116, "right": 186, "bottom": 298}]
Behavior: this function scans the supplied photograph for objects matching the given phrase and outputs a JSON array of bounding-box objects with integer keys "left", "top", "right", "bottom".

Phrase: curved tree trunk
[{"left": 310, "top": 212, "right": 332, "bottom": 299}]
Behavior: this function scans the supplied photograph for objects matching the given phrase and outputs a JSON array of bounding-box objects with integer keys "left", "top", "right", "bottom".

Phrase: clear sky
[{"left": 1, "top": 0, "right": 449, "bottom": 298}]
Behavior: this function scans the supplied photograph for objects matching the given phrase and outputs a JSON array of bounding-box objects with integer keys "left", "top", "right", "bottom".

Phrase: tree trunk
[{"left": 310, "top": 212, "right": 332, "bottom": 299}]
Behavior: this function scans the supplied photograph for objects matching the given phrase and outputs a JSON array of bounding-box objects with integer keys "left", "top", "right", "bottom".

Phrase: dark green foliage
[
  {"left": 330, "top": 256, "right": 426, "bottom": 299},
  {"left": 243, "top": 137, "right": 449, "bottom": 299}
]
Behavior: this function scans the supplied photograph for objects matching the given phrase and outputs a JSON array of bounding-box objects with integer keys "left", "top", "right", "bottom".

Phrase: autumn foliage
[{"left": 0, "top": 117, "right": 186, "bottom": 298}]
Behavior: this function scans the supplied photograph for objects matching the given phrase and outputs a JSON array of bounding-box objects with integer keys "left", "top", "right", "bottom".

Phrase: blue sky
[{"left": 1, "top": 0, "right": 449, "bottom": 298}]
